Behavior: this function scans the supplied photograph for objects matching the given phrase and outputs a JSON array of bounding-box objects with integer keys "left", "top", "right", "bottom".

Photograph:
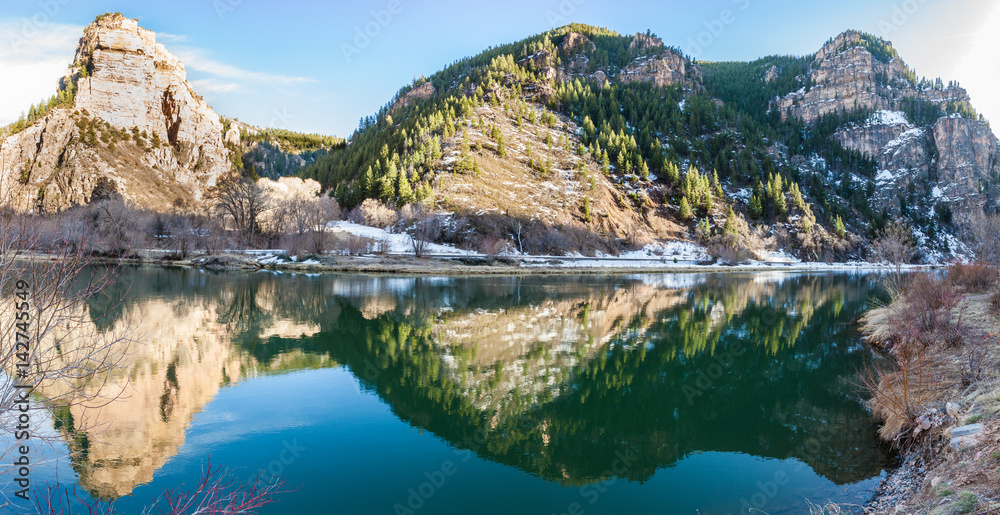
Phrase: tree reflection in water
[{"left": 58, "top": 268, "right": 892, "bottom": 499}]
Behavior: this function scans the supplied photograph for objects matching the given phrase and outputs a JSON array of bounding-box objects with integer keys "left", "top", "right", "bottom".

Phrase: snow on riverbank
[
  {"left": 327, "top": 221, "right": 479, "bottom": 256},
  {"left": 217, "top": 220, "right": 950, "bottom": 272}
]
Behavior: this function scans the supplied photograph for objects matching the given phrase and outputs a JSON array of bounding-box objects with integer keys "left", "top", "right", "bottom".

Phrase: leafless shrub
[
  {"left": 907, "top": 273, "right": 962, "bottom": 333},
  {"left": 705, "top": 241, "right": 754, "bottom": 264},
  {"left": 948, "top": 262, "right": 996, "bottom": 293},
  {"left": 440, "top": 215, "right": 470, "bottom": 246},
  {"left": 33, "top": 460, "right": 287, "bottom": 514},
  {"left": 525, "top": 226, "right": 571, "bottom": 256},
  {"left": 871, "top": 222, "right": 915, "bottom": 293},
  {"left": 967, "top": 213, "right": 1000, "bottom": 266},
  {"left": 409, "top": 214, "right": 443, "bottom": 258},
  {"left": 348, "top": 199, "right": 397, "bottom": 229},
  {"left": 990, "top": 290, "right": 1000, "bottom": 314},
  {"left": 859, "top": 340, "right": 934, "bottom": 445},
  {"left": 0, "top": 214, "right": 135, "bottom": 490},
  {"left": 344, "top": 235, "right": 371, "bottom": 256},
  {"left": 307, "top": 227, "right": 331, "bottom": 255},
  {"left": 92, "top": 200, "right": 143, "bottom": 257},
  {"left": 480, "top": 234, "right": 510, "bottom": 257},
  {"left": 961, "top": 342, "right": 990, "bottom": 388},
  {"left": 281, "top": 233, "right": 309, "bottom": 259},
  {"left": 374, "top": 236, "right": 392, "bottom": 256}
]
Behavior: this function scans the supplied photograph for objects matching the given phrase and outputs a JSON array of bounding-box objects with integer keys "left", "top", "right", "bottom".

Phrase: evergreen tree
[
  {"left": 396, "top": 167, "right": 413, "bottom": 205},
  {"left": 748, "top": 194, "right": 763, "bottom": 220},
  {"left": 833, "top": 215, "right": 846, "bottom": 238},
  {"left": 678, "top": 196, "right": 693, "bottom": 220},
  {"left": 723, "top": 207, "right": 737, "bottom": 235}
]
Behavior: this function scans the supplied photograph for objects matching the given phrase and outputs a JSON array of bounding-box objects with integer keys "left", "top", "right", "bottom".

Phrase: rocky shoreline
[{"left": 860, "top": 281, "right": 1000, "bottom": 514}]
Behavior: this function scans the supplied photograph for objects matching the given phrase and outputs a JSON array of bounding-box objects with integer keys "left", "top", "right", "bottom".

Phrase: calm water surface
[{"left": 14, "top": 268, "right": 895, "bottom": 514}]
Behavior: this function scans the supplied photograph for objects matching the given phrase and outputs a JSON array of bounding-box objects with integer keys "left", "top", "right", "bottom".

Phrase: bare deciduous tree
[
  {"left": 209, "top": 176, "right": 271, "bottom": 248},
  {"left": 0, "top": 209, "right": 134, "bottom": 502},
  {"left": 967, "top": 213, "right": 1000, "bottom": 266},
  {"left": 871, "top": 222, "right": 916, "bottom": 293},
  {"left": 408, "top": 210, "right": 442, "bottom": 258}
]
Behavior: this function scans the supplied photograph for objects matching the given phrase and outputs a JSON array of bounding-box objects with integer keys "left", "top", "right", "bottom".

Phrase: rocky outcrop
[
  {"left": 618, "top": 49, "right": 701, "bottom": 90},
  {"left": 781, "top": 30, "right": 1000, "bottom": 233},
  {"left": 0, "top": 12, "right": 229, "bottom": 211},
  {"left": 775, "top": 31, "right": 968, "bottom": 125},
  {"left": 391, "top": 82, "right": 436, "bottom": 113},
  {"left": 629, "top": 32, "right": 663, "bottom": 52},
  {"left": 834, "top": 112, "right": 999, "bottom": 228}
]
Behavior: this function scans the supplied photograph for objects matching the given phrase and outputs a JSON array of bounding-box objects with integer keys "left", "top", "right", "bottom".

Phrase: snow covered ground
[
  {"left": 327, "top": 221, "right": 479, "bottom": 256},
  {"left": 224, "top": 220, "right": 955, "bottom": 271}
]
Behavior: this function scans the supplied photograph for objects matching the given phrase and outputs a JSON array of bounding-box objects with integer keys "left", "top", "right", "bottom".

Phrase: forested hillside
[{"left": 299, "top": 24, "right": 998, "bottom": 261}]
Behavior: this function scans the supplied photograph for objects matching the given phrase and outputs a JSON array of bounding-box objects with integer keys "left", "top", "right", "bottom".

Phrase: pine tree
[
  {"left": 396, "top": 168, "right": 413, "bottom": 205},
  {"left": 678, "top": 196, "right": 693, "bottom": 220},
  {"left": 362, "top": 165, "right": 375, "bottom": 195},
  {"left": 638, "top": 160, "right": 650, "bottom": 180},
  {"left": 748, "top": 194, "right": 763, "bottom": 220},
  {"left": 723, "top": 207, "right": 737, "bottom": 235},
  {"left": 664, "top": 161, "right": 680, "bottom": 185},
  {"left": 583, "top": 195, "right": 591, "bottom": 222},
  {"left": 833, "top": 215, "right": 846, "bottom": 238},
  {"left": 712, "top": 169, "right": 724, "bottom": 198},
  {"left": 790, "top": 182, "right": 805, "bottom": 211}
]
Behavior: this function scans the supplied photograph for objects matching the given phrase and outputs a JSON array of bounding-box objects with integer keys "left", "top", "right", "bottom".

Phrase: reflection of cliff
[
  {"left": 46, "top": 269, "right": 890, "bottom": 499},
  {"left": 49, "top": 268, "right": 324, "bottom": 499}
]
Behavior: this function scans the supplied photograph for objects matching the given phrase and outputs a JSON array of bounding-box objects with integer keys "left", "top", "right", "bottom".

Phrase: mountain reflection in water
[{"left": 49, "top": 268, "right": 892, "bottom": 501}]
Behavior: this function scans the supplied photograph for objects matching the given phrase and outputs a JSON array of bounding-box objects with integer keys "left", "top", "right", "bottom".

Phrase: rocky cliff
[
  {"left": 618, "top": 34, "right": 701, "bottom": 90},
  {"left": 775, "top": 31, "right": 969, "bottom": 125},
  {"left": 517, "top": 31, "right": 701, "bottom": 93},
  {"left": 0, "top": 13, "right": 230, "bottom": 211},
  {"left": 777, "top": 30, "right": 1000, "bottom": 235}
]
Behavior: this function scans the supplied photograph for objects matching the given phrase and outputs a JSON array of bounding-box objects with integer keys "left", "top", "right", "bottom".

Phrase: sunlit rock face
[
  {"left": 0, "top": 13, "right": 229, "bottom": 211},
  {"left": 775, "top": 31, "right": 969, "bottom": 125}
]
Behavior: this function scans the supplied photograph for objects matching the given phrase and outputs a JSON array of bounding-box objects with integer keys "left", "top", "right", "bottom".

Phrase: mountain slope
[{"left": 303, "top": 25, "right": 997, "bottom": 261}]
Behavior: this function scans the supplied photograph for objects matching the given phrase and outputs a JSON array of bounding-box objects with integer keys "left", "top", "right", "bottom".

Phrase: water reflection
[{"left": 56, "top": 268, "right": 892, "bottom": 499}]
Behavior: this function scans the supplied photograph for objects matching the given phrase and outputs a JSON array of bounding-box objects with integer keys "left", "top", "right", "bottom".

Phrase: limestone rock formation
[
  {"left": 618, "top": 49, "right": 701, "bottom": 90},
  {"left": 781, "top": 30, "right": 999, "bottom": 232},
  {"left": 0, "top": 12, "right": 230, "bottom": 211},
  {"left": 775, "top": 31, "right": 969, "bottom": 125}
]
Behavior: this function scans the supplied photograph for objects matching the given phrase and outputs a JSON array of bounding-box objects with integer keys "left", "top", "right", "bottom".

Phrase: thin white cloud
[
  {"left": 156, "top": 32, "right": 189, "bottom": 43},
  {"left": 190, "top": 78, "right": 240, "bottom": 93},
  {"left": 0, "top": 21, "right": 82, "bottom": 65},
  {"left": 167, "top": 45, "right": 316, "bottom": 90}
]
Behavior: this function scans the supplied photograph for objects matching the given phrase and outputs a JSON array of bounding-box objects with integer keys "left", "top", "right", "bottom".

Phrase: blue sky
[{"left": 1, "top": 0, "right": 998, "bottom": 137}]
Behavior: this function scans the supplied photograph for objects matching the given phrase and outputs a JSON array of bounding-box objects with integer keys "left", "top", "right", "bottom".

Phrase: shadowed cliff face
[
  {"left": 46, "top": 269, "right": 892, "bottom": 499},
  {"left": 776, "top": 30, "right": 1000, "bottom": 232}
]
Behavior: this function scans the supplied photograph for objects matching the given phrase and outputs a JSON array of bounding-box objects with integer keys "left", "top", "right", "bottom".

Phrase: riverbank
[
  {"left": 23, "top": 249, "right": 940, "bottom": 276},
  {"left": 861, "top": 268, "right": 1000, "bottom": 514}
]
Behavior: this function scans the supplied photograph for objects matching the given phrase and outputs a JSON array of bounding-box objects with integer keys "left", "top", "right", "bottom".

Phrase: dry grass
[
  {"left": 948, "top": 262, "right": 997, "bottom": 293},
  {"left": 861, "top": 273, "right": 972, "bottom": 444},
  {"left": 862, "top": 265, "right": 1000, "bottom": 513},
  {"left": 431, "top": 104, "right": 686, "bottom": 255}
]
